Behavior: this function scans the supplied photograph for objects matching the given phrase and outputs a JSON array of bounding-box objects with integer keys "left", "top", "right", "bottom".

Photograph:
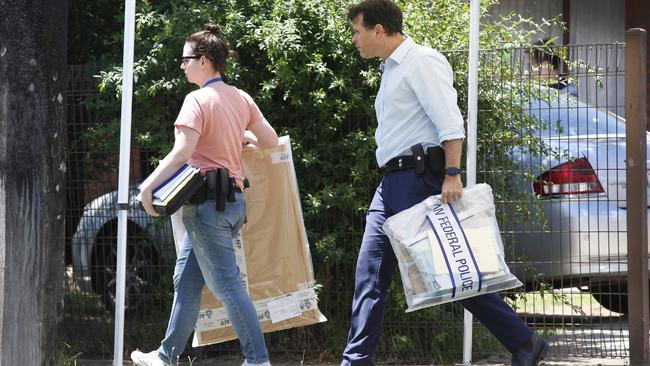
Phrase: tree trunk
[{"left": 0, "top": 1, "right": 67, "bottom": 365}]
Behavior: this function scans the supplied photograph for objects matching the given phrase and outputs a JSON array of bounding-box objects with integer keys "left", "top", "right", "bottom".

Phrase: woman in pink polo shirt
[{"left": 133, "top": 24, "right": 278, "bottom": 366}]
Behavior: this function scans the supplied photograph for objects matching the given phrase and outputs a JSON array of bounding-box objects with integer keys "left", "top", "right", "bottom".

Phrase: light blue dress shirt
[{"left": 374, "top": 37, "right": 466, "bottom": 167}]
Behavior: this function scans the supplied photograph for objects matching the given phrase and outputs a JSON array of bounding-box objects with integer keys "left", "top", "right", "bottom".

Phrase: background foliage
[{"left": 73, "top": 0, "right": 557, "bottom": 361}]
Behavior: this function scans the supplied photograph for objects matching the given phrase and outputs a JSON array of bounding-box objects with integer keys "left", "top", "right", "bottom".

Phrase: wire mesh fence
[
  {"left": 461, "top": 42, "right": 629, "bottom": 359},
  {"left": 64, "top": 64, "right": 177, "bottom": 357},
  {"left": 63, "top": 42, "right": 632, "bottom": 362}
]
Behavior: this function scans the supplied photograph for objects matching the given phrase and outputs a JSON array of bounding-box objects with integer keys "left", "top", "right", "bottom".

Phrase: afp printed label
[
  {"left": 267, "top": 294, "right": 302, "bottom": 323},
  {"left": 426, "top": 202, "right": 482, "bottom": 298},
  {"left": 232, "top": 230, "right": 248, "bottom": 292},
  {"left": 271, "top": 151, "right": 290, "bottom": 164},
  {"left": 195, "top": 288, "right": 319, "bottom": 332}
]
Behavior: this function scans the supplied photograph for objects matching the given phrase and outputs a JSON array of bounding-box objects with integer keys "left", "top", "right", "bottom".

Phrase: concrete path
[
  {"left": 77, "top": 316, "right": 631, "bottom": 366},
  {"left": 77, "top": 357, "right": 629, "bottom": 366}
]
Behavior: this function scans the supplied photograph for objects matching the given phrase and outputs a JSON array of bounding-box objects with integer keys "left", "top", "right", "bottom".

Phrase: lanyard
[{"left": 202, "top": 76, "right": 223, "bottom": 88}]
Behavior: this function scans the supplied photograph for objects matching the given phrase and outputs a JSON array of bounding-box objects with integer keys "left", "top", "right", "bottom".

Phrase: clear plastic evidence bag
[{"left": 383, "top": 183, "right": 522, "bottom": 312}]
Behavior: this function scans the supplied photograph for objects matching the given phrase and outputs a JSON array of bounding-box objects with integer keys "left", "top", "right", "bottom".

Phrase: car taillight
[{"left": 533, "top": 158, "right": 605, "bottom": 196}]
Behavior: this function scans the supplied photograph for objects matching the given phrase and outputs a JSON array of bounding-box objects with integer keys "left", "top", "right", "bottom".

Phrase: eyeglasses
[{"left": 181, "top": 55, "right": 201, "bottom": 65}]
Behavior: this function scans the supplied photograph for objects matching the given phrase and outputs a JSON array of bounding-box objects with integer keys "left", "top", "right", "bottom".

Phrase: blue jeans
[
  {"left": 341, "top": 166, "right": 533, "bottom": 366},
  {"left": 156, "top": 194, "right": 269, "bottom": 364}
]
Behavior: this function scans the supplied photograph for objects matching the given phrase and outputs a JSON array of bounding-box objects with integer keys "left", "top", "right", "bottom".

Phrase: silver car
[
  {"left": 70, "top": 188, "right": 174, "bottom": 312},
  {"left": 508, "top": 86, "right": 648, "bottom": 313}
]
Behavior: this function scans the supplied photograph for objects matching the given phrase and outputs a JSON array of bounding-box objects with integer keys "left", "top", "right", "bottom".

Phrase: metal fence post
[{"left": 626, "top": 28, "right": 649, "bottom": 365}]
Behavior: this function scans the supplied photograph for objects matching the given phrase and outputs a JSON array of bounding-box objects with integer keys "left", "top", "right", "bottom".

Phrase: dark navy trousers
[{"left": 341, "top": 166, "right": 533, "bottom": 366}]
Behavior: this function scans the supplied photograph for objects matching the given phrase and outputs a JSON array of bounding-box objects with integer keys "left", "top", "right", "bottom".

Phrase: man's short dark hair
[{"left": 347, "top": 0, "right": 403, "bottom": 35}]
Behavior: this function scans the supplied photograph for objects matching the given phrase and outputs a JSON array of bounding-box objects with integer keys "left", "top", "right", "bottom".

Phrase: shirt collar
[
  {"left": 380, "top": 37, "right": 414, "bottom": 72},
  {"left": 388, "top": 37, "right": 414, "bottom": 64}
]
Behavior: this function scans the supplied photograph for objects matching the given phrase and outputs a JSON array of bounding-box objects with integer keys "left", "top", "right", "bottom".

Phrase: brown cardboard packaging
[{"left": 171, "top": 137, "right": 326, "bottom": 347}]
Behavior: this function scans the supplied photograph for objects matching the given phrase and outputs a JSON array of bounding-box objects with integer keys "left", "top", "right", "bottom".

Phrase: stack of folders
[{"left": 138, "top": 164, "right": 204, "bottom": 215}]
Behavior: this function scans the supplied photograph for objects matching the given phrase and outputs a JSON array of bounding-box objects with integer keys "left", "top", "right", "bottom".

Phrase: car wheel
[
  {"left": 590, "top": 281, "right": 628, "bottom": 314},
  {"left": 90, "top": 219, "right": 161, "bottom": 315}
]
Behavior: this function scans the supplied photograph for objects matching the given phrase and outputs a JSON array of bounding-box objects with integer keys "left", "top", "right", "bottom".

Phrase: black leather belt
[
  {"left": 188, "top": 169, "right": 246, "bottom": 211},
  {"left": 384, "top": 145, "right": 446, "bottom": 175},
  {"left": 384, "top": 155, "right": 423, "bottom": 173}
]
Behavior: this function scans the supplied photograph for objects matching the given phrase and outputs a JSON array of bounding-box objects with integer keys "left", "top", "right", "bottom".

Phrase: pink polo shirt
[{"left": 174, "top": 82, "right": 265, "bottom": 188}]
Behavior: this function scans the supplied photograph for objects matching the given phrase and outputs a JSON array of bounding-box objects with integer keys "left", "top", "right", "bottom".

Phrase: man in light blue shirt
[
  {"left": 373, "top": 36, "right": 465, "bottom": 172},
  {"left": 341, "top": 1, "right": 548, "bottom": 365}
]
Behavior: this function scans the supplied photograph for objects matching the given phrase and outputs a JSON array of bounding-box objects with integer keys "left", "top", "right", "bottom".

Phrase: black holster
[
  {"left": 189, "top": 168, "right": 241, "bottom": 211},
  {"left": 410, "top": 143, "right": 446, "bottom": 176},
  {"left": 427, "top": 145, "right": 445, "bottom": 176}
]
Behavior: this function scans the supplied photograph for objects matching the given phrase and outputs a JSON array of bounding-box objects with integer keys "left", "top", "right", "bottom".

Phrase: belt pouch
[
  {"left": 189, "top": 175, "right": 208, "bottom": 204},
  {"left": 206, "top": 170, "right": 217, "bottom": 200},
  {"left": 410, "top": 144, "right": 426, "bottom": 176},
  {"left": 427, "top": 146, "right": 445, "bottom": 176}
]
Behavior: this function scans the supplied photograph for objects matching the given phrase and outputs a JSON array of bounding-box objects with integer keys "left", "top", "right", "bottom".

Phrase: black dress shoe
[{"left": 511, "top": 333, "right": 549, "bottom": 366}]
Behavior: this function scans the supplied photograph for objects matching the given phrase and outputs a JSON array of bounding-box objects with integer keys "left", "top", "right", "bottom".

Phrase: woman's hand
[
  {"left": 136, "top": 126, "right": 199, "bottom": 217},
  {"left": 242, "top": 130, "right": 259, "bottom": 147},
  {"left": 137, "top": 187, "right": 160, "bottom": 217}
]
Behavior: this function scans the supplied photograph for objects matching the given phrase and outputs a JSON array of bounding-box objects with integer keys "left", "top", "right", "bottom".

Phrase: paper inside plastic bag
[{"left": 383, "top": 183, "right": 522, "bottom": 312}]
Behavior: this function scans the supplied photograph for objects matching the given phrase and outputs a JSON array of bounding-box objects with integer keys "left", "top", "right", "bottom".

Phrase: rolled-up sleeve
[
  {"left": 409, "top": 52, "right": 465, "bottom": 144},
  {"left": 175, "top": 94, "right": 204, "bottom": 135}
]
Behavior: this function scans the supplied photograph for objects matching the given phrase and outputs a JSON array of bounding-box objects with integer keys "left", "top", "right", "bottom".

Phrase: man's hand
[
  {"left": 136, "top": 188, "right": 160, "bottom": 217},
  {"left": 440, "top": 139, "right": 464, "bottom": 204},
  {"left": 440, "top": 175, "right": 463, "bottom": 204}
]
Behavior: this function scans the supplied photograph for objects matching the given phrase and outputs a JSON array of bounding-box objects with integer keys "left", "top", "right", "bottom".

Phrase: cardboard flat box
[{"left": 170, "top": 137, "right": 326, "bottom": 346}]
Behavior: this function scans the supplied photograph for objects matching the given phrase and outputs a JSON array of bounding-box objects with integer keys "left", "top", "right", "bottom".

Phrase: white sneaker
[
  {"left": 130, "top": 350, "right": 168, "bottom": 366},
  {"left": 240, "top": 361, "right": 271, "bottom": 366}
]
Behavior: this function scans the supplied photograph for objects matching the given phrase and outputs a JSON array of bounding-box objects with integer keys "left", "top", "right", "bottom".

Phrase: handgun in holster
[
  {"left": 427, "top": 146, "right": 446, "bottom": 176},
  {"left": 227, "top": 178, "right": 236, "bottom": 203}
]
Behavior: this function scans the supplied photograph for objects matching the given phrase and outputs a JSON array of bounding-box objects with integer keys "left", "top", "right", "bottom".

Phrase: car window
[{"left": 524, "top": 89, "right": 625, "bottom": 137}]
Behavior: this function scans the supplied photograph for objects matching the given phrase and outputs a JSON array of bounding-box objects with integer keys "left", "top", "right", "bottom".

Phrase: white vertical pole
[
  {"left": 466, "top": 0, "right": 480, "bottom": 183},
  {"left": 113, "top": 0, "right": 136, "bottom": 365},
  {"left": 462, "top": 0, "right": 481, "bottom": 364}
]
